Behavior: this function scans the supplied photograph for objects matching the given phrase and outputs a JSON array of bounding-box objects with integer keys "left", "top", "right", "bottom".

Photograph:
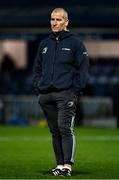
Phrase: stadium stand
[
  {"left": 0, "top": 0, "right": 119, "bottom": 27},
  {"left": 0, "top": 0, "right": 119, "bottom": 126}
]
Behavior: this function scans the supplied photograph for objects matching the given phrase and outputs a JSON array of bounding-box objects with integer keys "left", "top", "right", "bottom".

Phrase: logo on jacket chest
[
  {"left": 62, "top": 48, "right": 71, "bottom": 51},
  {"left": 42, "top": 47, "right": 48, "bottom": 54}
]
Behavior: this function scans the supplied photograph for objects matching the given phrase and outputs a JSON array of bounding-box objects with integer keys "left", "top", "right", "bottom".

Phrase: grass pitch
[{"left": 0, "top": 126, "right": 119, "bottom": 179}]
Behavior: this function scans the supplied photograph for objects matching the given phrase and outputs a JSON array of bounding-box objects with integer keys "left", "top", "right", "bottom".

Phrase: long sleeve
[
  {"left": 73, "top": 40, "right": 89, "bottom": 95},
  {"left": 33, "top": 45, "right": 42, "bottom": 95}
]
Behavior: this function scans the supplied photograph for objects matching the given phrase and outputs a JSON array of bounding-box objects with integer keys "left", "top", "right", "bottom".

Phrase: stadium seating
[
  {"left": 0, "top": 0, "right": 119, "bottom": 27},
  {"left": 0, "top": 57, "right": 119, "bottom": 97},
  {"left": 88, "top": 58, "right": 119, "bottom": 97}
]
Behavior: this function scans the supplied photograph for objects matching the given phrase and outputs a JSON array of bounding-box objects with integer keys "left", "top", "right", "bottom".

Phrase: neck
[{"left": 52, "top": 31, "right": 63, "bottom": 38}]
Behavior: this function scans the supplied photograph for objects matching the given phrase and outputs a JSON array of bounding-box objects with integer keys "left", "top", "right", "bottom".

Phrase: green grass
[{"left": 0, "top": 126, "right": 119, "bottom": 179}]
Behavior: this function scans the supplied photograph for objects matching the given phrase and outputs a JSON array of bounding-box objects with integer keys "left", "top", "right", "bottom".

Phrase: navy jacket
[{"left": 33, "top": 31, "right": 89, "bottom": 95}]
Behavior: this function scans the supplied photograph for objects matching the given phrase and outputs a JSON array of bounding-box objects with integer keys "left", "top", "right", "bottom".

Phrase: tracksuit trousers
[{"left": 38, "top": 89, "right": 77, "bottom": 165}]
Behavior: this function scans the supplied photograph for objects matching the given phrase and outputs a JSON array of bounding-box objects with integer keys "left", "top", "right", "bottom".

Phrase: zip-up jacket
[{"left": 33, "top": 31, "right": 89, "bottom": 95}]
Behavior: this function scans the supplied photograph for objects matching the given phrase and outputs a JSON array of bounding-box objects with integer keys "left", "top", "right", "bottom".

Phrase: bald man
[{"left": 33, "top": 7, "right": 89, "bottom": 176}]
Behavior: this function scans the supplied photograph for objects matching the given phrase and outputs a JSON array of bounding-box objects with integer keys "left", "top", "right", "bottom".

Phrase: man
[{"left": 33, "top": 8, "right": 89, "bottom": 176}]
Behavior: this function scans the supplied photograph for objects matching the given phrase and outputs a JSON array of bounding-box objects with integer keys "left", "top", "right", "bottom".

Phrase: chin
[{"left": 53, "top": 30, "right": 59, "bottom": 32}]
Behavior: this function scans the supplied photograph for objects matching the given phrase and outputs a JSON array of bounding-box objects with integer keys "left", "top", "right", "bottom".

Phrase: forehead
[{"left": 51, "top": 11, "right": 65, "bottom": 19}]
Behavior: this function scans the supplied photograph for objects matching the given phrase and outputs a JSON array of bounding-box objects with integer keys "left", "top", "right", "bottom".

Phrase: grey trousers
[{"left": 38, "top": 89, "right": 77, "bottom": 165}]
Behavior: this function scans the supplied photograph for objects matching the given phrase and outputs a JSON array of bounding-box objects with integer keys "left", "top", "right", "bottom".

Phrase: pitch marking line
[{"left": 0, "top": 136, "right": 119, "bottom": 141}]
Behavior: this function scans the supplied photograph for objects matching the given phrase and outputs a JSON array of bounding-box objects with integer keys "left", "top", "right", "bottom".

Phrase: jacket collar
[{"left": 49, "top": 30, "right": 72, "bottom": 40}]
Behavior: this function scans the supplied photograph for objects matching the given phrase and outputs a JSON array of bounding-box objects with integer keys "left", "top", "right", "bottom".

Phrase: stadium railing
[{"left": 0, "top": 95, "right": 117, "bottom": 128}]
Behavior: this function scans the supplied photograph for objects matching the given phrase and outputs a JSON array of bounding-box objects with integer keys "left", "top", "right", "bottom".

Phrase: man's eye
[
  {"left": 51, "top": 18, "right": 62, "bottom": 21},
  {"left": 56, "top": 19, "right": 62, "bottom": 21}
]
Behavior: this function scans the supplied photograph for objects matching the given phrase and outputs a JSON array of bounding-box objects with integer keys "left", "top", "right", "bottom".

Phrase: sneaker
[
  {"left": 52, "top": 168, "right": 62, "bottom": 176},
  {"left": 61, "top": 168, "right": 72, "bottom": 176}
]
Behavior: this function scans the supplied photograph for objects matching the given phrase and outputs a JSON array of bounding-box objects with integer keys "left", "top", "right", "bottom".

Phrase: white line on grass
[
  {"left": 80, "top": 135, "right": 119, "bottom": 141},
  {"left": 0, "top": 136, "right": 51, "bottom": 141},
  {"left": 0, "top": 135, "right": 119, "bottom": 141}
]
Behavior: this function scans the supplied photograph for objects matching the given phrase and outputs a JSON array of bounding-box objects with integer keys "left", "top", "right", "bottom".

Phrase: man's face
[{"left": 50, "top": 11, "right": 68, "bottom": 32}]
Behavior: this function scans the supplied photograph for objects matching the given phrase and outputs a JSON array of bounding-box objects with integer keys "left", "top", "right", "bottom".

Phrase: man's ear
[{"left": 66, "top": 20, "right": 69, "bottom": 27}]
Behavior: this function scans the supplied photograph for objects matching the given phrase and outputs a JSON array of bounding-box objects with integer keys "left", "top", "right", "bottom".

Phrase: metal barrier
[
  {"left": 0, "top": 100, "right": 3, "bottom": 123},
  {"left": 0, "top": 95, "right": 117, "bottom": 127},
  {"left": 80, "top": 96, "right": 117, "bottom": 128},
  {"left": 1, "top": 95, "right": 44, "bottom": 125}
]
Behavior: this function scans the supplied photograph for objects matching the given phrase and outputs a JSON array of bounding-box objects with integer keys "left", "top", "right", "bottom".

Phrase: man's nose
[{"left": 53, "top": 20, "right": 58, "bottom": 25}]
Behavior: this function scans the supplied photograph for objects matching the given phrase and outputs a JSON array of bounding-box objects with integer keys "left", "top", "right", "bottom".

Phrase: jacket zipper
[{"left": 51, "top": 38, "right": 59, "bottom": 84}]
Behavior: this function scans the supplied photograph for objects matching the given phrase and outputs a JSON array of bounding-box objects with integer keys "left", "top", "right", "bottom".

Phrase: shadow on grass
[
  {"left": 40, "top": 170, "right": 91, "bottom": 177},
  {"left": 41, "top": 170, "right": 51, "bottom": 175},
  {"left": 73, "top": 170, "right": 91, "bottom": 176}
]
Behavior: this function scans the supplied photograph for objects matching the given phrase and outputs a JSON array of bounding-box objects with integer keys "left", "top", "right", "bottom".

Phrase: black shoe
[
  {"left": 61, "top": 168, "right": 72, "bottom": 176},
  {"left": 52, "top": 168, "right": 62, "bottom": 176}
]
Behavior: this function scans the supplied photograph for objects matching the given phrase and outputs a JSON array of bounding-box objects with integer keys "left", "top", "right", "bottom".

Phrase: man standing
[{"left": 33, "top": 8, "right": 89, "bottom": 176}]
